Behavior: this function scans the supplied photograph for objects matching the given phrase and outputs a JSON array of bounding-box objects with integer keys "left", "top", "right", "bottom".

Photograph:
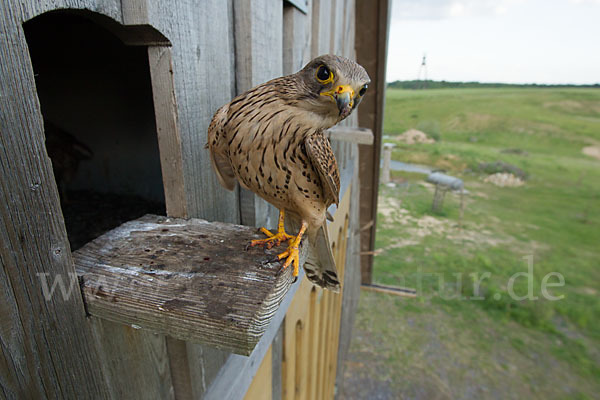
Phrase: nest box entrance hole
[{"left": 24, "top": 11, "right": 167, "bottom": 251}]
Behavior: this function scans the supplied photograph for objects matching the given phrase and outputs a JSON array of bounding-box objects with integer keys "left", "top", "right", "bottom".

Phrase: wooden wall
[
  {"left": 355, "top": 0, "right": 391, "bottom": 283},
  {"left": 0, "top": 0, "right": 372, "bottom": 398}
]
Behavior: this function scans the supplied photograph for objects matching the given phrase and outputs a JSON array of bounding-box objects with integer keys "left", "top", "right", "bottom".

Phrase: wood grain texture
[
  {"left": 130, "top": 2, "right": 244, "bottom": 396},
  {"left": 75, "top": 214, "right": 306, "bottom": 355},
  {"left": 310, "top": 0, "right": 331, "bottom": 58},
  {"left": 6, "top": 4, "right": 189, "bottom": 400},
  {"left": 90, "top": 318, "right": 175, "bottom": 400},
  {"left": 356, "top": 0, "right": 392, "bottom": 283},
  {"left": 165, "top": 337, "right": 194, "bottom": 400},
  {"left": 148, "top": 46, "right": 188, "bottom": 218},
  {"left": 280, "top": 182, "right": 351, "bottom": 400},
  {"left": 271, "top": 325, "right": 284, "bottom": 400},
  {"left": 283, "top": 2, "right": 311, "bottom": 76},
  {"left": 0, "top": 3, "right": 114, "bottom": 398},
  {"left": 186, "top": 342, "right": 230, "bottom": 399},
  {"left": 122, "top": 0, "right": 149, "bottom": 25},
  {"left": 330, "top": 0, "right": 344, "bottom": 55},
  {"left": 326, "top": 126, "right": 374, "bottom": 145},
  {"left": 203, "top": 269, "right": 305, "bottom": 400},
  {"left": 145, "top": 0, "right": 240, "bottom": 223},
  {"left": 143, "top": 2, "right": 242, "bottom": 393},
  {"left": 233, "top": 0, "right": 283, "bottom": 228},
  {"left": 2, "top": 1, "right": 371, "bottom": 399},
  {"left": 334, "top": 144, "right": 363, "bottom": 390}
]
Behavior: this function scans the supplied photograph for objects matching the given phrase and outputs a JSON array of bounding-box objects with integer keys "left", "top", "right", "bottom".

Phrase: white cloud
[
  {"left": 391, "top": 0, "right": 525, "bottom": 20},
  {"left": 448, "top": 2, "right": 466, "bottom": 17},
  {"left": 386, "top": 0, "right": 600, "bottom": 84},
  {"left": 569, "top": 0, "right": 600, "bottom": 4},
  {"left": 494, "top": 5, "right": 508, "bottom": 14}
]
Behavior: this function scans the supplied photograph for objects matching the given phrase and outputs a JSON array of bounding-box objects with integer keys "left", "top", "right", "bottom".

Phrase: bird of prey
[
  {"left": 44, "top": 119, "right": 94, "bottom": 204},
  {"left": 207, "top": 55, "right": 370, "bottom": 291}
]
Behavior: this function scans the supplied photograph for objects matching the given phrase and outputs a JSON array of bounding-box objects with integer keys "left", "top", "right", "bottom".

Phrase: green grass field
[{"left": 340, "top": 88, "right": 600, "bottom": 399}]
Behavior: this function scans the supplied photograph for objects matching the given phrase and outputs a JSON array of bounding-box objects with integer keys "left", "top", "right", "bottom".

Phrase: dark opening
[{"left": 24, "top": 11, "right": 166, "bottom": 251}]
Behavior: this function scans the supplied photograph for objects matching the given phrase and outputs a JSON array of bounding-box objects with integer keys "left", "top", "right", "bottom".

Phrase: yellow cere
[{"left": 320, "top": 84, "right": 355, "bottom": 101}]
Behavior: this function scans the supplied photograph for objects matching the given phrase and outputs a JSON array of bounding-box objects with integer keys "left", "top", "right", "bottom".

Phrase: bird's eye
[
  {"left": 359, "top": 84, "right": 368, "bottom": 96},
  {"left": 316, "top": 65, "right": 333, "bottom": 83}
]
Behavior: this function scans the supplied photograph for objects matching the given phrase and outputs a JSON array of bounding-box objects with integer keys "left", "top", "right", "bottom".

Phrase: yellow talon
[
  {"left": 275, "top": 221, "right": 307, "bottom": 277},
  {"left": 277, "top": 245, "right": 300, "bottom": 275},
  {"left": 259, "top": 227, "right": 274, "bottom": 237},
  {"left": 249, "top": 210, "right": 307, "bottom": 279},
  {"left": 250, "top": 229, "right": 293, "bottom": 249},
  {"left": 250, "top": 211, "right": 294, "bottom": 249}
]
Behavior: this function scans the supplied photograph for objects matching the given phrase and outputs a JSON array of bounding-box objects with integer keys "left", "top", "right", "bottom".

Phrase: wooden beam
[
  {"left": 204, "top": 270, "right": 304, "bottom": 400},
  {"left": 233, "top": 0, "right": 282, "bottom": 229},
  {"left": 0, "top": 3, "right": 114, "bottom": 397},
  {"left": 271, "top": 325, "right": 284, "bottom": 400},
  {"left": 361, "top": 283, "right": 417, "bottom": 298},
  {"left": 148, "top": 46, "right": 188, "bottom": 218},
  {"left": 75, "top": 214, "right": 307, "bottom": 356},
  {"left": 334, "top": 149, "right": 362, "bottom": 389},
  {"left": 311, "top": 0, "right": 331, "bottom": 57},
  {"left": 355, "top": 0, "right": 392, "bottom": 284},
  {"left": 325, "top": 126, "right": 374, "bottom": 145},
  {"left": 145, "top": 0, "right": 240, "bottom": 223},
  {"left": 283, "top": 1, "right": 312, "bottom": 76}
]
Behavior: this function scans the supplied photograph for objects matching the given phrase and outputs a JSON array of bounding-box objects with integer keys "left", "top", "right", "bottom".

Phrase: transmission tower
[{"left": 417, "top": 53, "right": 428, "bottom": 89}]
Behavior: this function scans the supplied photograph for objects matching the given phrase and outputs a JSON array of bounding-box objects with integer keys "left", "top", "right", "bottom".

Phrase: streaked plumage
[{"left": 207, "top": 55, "right": 370, "bottom": 291}]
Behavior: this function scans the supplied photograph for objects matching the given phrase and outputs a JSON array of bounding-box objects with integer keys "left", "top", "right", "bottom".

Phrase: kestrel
[{"left": 206, "top": 55, "right": 370, "bottom": 291}]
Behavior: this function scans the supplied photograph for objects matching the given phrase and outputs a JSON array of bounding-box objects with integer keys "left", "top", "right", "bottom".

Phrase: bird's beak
[{"left": 321, "top": 85, "right": 355, "bottom": 118}]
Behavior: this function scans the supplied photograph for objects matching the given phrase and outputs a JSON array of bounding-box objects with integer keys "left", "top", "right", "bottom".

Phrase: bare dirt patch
[
  {"left": 484, "top": 173, "right": 525, "bottom": 187},
  {"left": 397, "top": 129, "right": 435, "bottom": 144},
  {"left": 582, "top": 145, "right": 600, "bottom": 161},
  {"left": 376, "top": 195, "right": 514, "bottom": 251},
  {"left": 376, "top": 193, "right": 547, "bottom": 255}
]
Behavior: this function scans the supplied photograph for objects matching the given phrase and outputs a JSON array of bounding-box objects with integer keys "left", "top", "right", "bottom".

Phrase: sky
[{"left": 386, "top": 0, "right": 600, "bottom": 84}]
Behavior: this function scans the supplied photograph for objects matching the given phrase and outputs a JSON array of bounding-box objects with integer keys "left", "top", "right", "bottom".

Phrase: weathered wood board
[
  {"left": 89, "top": 318, "right": 175, "bottom": 399},
  {"left": 75, "top": 214, "right": 307, "bottom": 355},
  {"left": 233, "top": 0, "right": 283, "bottom": 229},
  {"left": 0, "top": 3, "right": 118, "bottom": 398},
  {"left": 356, "top": 0, "right": 392, "bottom": 283},
  {"left": 145, "top": 0, "right": 241, "bottom": 224},
  {"left": 326, "top": 126, "right": 374, "bottom": 145}
]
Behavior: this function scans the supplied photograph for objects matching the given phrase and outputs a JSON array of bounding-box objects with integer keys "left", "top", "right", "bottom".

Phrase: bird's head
[{"left": 293, "top": 55, "right": 370, "bottom": 126}]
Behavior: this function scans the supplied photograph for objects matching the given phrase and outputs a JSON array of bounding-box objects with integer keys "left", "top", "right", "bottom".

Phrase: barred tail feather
[{"left": 304, "top": 225, "right": 340, "bottom": 292}]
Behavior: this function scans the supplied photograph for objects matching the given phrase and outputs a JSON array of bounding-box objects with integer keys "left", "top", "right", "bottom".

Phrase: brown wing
[
  {"left": 304, "top": 130, "right": 340, "bottom": 206},
  {"left": 206, "top": 104, "right": 236, "bottom": 191}
]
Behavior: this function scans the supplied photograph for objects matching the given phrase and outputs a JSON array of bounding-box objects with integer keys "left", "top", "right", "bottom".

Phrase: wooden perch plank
[
  {"left": 325, "top": 126, "right": 374, "bottom": 145},
  {"left": 74, "top": 215, "right": 307, "bottom": 356}
]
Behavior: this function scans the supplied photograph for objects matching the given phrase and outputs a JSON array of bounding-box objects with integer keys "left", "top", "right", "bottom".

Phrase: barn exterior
[{"left": 0, "top": 0, "right": 390, "bottom": 398}]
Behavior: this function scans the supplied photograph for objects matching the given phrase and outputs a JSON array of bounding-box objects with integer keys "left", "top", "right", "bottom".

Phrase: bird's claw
[
  {"left": 250, "top": 227, "right": 294, "bottom": 249},
  {"left": 275, "top": 245, "right": 300, "bottom": 277}
]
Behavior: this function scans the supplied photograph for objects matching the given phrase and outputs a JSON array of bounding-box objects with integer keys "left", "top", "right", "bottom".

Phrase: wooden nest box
[{"left": 1, "top": 0, "right": 389, "bottom": 398}]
